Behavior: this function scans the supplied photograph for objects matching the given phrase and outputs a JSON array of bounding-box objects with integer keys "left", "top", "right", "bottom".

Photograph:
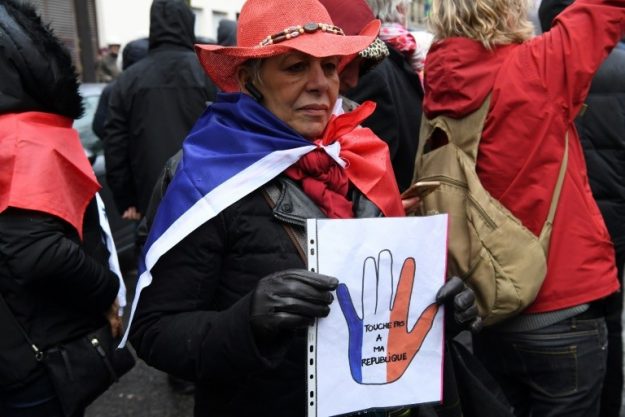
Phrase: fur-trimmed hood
[{"left": 0, "top": 0, "right": 83, "bottom": 119}]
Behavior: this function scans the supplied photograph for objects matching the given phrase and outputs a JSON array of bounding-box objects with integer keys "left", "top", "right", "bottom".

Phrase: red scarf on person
[
  {"left": 379, "top": 23, "right": 423, "bottom": 74},
  {"left": 285, "top": 101, "right": 404, "bottom": 218},
  {"left": 0, "top": 112, "right": 100, "bottom": 239}
]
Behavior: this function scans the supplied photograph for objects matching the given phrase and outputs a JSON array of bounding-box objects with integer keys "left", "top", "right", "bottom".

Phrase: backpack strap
[
  {"left": 415, "top": 94, "right": 492, "bottom": 169},
  {"left": 0, "top": 292, "right": 43, "bottom": 361},
  {"left": 537, "top": 132, "right": 569, "bottom": 252},
  {"left": 416, "top": 93, "right": 569, "bottom": 256}
]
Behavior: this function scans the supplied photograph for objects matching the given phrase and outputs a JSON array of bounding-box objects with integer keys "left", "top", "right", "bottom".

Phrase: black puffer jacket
[
  {"left": 104, "top": 0, "right": 217, "bottom": 215},
  {"left": 0, "top": 204, "right": 120, "bottom": 390},
  {"left": 0, "top": 206, "right": 118, "bottom": 324},
  {"left": 130, "top": 177, "right": 380, "bottom": 417},
  {"left": 0, "top": 0, "right": 119, "bottom": 392}
]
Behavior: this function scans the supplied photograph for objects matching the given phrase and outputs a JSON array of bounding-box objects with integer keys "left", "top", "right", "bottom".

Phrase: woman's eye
[
  {"left": 323, "top": 62, "right": 338, "bottom": 74},
  {"left": 286, "top": 62, "right": 307, "bottom": 72}
]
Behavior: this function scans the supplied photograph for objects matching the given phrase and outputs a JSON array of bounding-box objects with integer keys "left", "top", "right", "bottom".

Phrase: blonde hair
[{"left": 428, "top": 0, "right": 534, "bottom": 49}]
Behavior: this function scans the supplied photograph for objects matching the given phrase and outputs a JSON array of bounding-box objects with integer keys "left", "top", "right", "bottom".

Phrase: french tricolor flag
[
  {"left": 119, "top": 93, "right": 345, "bottom": 346},
  {"left": 336, "top": 256, "right": 439, "bottom": 384}
]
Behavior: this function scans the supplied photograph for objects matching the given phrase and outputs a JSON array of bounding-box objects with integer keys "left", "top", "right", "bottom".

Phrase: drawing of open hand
[{"left": 337, "top": 250, "right": 439, "bottom": 384}]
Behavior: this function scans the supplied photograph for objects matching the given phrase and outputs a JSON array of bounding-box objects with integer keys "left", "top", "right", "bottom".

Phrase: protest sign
[{"left": 307, "top": 215, "right": 448, "bottom": 417}]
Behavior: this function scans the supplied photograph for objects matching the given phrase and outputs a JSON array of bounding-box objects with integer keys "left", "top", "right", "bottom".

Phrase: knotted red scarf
[
  {"left": 286, "top": 101, "right": 404, "bottom": 218},
  {"left": 0, "top": 112, "right": 100, "bottom": 238}
]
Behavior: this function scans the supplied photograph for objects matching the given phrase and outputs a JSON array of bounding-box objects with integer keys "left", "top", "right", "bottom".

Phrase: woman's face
[{"left": 253, "top": 53, "right": 340, "bottom": 139}]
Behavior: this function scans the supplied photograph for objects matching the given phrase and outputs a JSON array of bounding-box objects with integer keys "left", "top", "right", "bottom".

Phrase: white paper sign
[{"left": 307, "top": 215, "right": 448, "bottom": 417}]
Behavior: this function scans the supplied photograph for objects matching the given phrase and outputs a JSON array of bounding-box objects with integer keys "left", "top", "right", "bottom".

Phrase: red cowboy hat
[
  {"left": 318, "top": 0, "right": 375, "bottom": 36},
  {"left": 195, "top": 0, "right": 380, "bottom": 92}
]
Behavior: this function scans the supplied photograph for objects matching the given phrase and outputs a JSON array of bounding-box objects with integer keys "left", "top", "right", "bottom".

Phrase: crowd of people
[{"left": 1, "top": 0, "right": 624, "bottom": 417}]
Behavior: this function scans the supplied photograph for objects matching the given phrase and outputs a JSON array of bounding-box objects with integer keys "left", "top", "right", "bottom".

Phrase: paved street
[
  {"left": 86, "top": 265, "right": 193, "bottom": 417},
  {"left": 86, "top": 359, "right": 193, "bottom": 417}
]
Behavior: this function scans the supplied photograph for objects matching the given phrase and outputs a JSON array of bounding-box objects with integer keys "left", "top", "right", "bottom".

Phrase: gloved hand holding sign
[
  {"left": 337, "top": 250, "right": 439, "bottom": 384},
  {"left": 435, "top": 276, "right": 483, "bottom": 335},
  {"left": 250, "top": 269, "right": 338, "bottom": 340}
]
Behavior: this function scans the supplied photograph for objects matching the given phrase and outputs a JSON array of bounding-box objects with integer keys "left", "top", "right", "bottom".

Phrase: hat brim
[{"left": 195, "top": 19, "right": 380, "bottom": 92}]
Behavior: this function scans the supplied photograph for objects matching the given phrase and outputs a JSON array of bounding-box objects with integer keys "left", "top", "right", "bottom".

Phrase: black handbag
[
  {"left": 0, "top": 294, "right": 136, "bottom": 417},
  {"left": 447, "top": 338, "right": 515, "bottom": 417},
  {"left": 43, "top": 324, "right": 136, "bottom": 416}
]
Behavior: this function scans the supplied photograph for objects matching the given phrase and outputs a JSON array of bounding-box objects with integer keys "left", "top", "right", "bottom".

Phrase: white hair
[{"left": 365, "top": 0, "right": 411, "bottom": 24}]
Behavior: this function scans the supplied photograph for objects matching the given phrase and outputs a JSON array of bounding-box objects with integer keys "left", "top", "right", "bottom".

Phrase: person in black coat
[
  {"left": 321, "top": 0, "right": 423, "bottom": 191},
  {"left": 540, "top": 1, "right": 625, "bottom": 416},
  {"left": 92, "top": 38, "right": 149, "bottom": 142},
  {"left": 217, "top": 19, "right": 237, "bottom": 46},
  {"left": 345, "top": 50, "right": 424, "bottom": 193},
  {"left": 0, "top": 1, "right": 122, "bottom": 416},
  {"left": 103, "top": 0, "right": 217, "bottom": 221}
]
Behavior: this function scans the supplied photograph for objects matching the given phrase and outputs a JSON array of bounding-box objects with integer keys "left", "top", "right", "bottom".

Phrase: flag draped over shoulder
[{"left": 121, "top": 93, "right": 403, "bottom": 346}]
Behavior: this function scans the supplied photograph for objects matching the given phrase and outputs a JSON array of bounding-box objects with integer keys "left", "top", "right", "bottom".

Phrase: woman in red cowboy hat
[{"left": 127, "top": 0, "right": 478, "bottom": 415}]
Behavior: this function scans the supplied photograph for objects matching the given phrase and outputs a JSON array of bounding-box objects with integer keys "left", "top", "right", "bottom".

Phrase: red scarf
[
  {"left": 379, "top": 23, "right": 423, "bottom": 74},
  {"left": 0, "top": 112, "right": 100, "bottom": 238},
  {"left": 286, "top": 101, "right": 404, "bottom": 218}
]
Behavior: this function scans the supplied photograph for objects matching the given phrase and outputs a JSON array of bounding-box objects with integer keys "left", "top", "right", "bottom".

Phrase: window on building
[{"left": 26, "top": 0, "right": 99, "bottom": 81}]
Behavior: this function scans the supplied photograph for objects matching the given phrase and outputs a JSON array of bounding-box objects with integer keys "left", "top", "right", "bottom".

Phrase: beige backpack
[{"left": 412, "top": 95, "right": 568, "bottom": 326}]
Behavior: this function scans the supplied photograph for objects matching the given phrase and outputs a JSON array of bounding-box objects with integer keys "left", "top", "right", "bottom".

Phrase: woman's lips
[{"left": 298, "top": 104, "right": 329, "bottom": 116}]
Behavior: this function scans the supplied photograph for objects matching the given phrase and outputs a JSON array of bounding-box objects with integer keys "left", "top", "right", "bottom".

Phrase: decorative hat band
[{"left": 259, "top": 22, "right": 345, "bottom": 46}]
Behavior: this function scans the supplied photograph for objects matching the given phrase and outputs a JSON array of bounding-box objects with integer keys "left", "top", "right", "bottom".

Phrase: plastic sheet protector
[{"left": 307, "top": 215, "right": 448, "bottom": 417}]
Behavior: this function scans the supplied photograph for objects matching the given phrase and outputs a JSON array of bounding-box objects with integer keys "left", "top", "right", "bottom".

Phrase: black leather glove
[
  {"left": 436, "top": 276, "right": 483, "bottom": 334},
  {"left": 250, "top": 269, "right": 339, "bottom": 339}
]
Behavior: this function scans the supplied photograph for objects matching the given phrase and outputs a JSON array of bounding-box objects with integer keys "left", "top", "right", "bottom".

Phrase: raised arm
[{"left": 525, "top": 0, "right": 625, "bottom": 120}]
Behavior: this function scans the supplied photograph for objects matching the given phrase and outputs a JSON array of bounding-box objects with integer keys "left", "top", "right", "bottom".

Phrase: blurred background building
[
  {"left": 24, "top": 0, "right": 533, "bottom": 82},
  {"left": 23, "top": 0, "right": 245, "bottom": 82},
  {"left": 408, "top": 0, "right": 432, "bottom": 25}
]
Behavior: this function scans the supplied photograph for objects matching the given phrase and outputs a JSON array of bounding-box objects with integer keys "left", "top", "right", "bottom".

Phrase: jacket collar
[{"left": 269, "top": 176, "right": 381, "bottom": 226}]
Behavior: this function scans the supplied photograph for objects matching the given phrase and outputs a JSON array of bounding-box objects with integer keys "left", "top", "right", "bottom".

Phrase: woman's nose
[{"left": 306, "top": 61, "right": 330, "bottom": 92}]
